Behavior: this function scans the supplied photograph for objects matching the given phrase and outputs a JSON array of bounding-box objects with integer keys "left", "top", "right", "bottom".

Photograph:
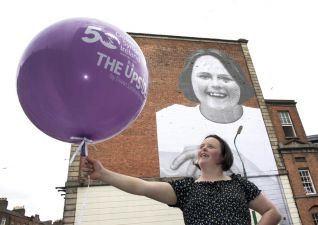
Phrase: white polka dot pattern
[{"left": 168, "top": 174, "right": 261, "bottom": 225}]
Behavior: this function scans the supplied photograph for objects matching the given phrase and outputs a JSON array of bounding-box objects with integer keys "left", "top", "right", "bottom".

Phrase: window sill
[
  {"left": 295, "top": 194, "right": 318, "bottom": 199},
  {"left": 285, "top": 136, "right": 299, "bottom": 140}
]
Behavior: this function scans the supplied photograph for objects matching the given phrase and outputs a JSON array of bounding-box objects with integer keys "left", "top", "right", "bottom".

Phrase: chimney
[
  {"left": 0, "top": 198, "right": 8, "bottom": 210},
  {"left": 31, "top": 214, "right": 40, "bottom": 222},
  {"left": 13, "top": 206, "right": 25, "bottom": 216}
]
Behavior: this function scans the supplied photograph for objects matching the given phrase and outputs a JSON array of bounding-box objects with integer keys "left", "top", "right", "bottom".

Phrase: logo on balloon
[
  {"left": 81, "top": 25, "right": 147, "bottom": 101},
  {"left": 82, "top": 26, "right": 119, "bottom": 50}
]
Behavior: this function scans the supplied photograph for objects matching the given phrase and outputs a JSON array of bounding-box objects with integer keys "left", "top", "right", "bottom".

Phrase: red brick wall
[
  {"left": 0, "top": 212, "right": 34, "bottom": 225},
  {"left": 88, "top": 35, "right": 259, "bottom": 178},
  {"left": 283, "top": 153, "right": 318, "bottom": 196},
  {"left": 266, "top": 102, "right": 318, "bottom": 224},
  {"left": 283, "top": 152, "right": 318, "bottom": 224},
  {"left": 266, "top": 104, "right": 307, "bottom": 143}
]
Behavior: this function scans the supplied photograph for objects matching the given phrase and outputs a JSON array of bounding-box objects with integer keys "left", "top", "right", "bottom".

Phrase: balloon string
[
  {"left": 70, "top": 137, "right": 96, "bottom": 224},
  {"left": 69, "top": 137, "right": 93, "bottom": 164},
  {"left": 76, "top": 175, "right": 91, "bottom": 225},
  {"left": 69, "top": 137, "right": 96, "bottom": 224}
]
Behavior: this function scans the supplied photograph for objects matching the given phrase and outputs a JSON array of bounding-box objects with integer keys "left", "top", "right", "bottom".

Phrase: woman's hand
[{"left": 82, "top": 157, "right": 105, "bottom": 180}]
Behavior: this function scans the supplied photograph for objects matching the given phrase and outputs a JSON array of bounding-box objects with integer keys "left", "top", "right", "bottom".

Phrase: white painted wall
[{"left": 75, "top": 186, "right": 184, "bottom": 225}]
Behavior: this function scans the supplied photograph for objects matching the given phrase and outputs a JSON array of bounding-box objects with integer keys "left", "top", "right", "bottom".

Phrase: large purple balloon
[{"left": 17, "top": 18, "right": 149, "bottom": 143}]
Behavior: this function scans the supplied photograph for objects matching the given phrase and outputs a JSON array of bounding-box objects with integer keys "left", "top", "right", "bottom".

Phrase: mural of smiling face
[{"left": 191, "top": 55, "right": 241, "bottom": 110}]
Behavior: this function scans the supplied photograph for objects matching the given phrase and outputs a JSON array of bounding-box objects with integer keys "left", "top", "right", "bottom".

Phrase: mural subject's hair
[
  {"left": 179, "top": 49, "right": 254, "bottom": 104},
  {"left": 195, "top": 134, "right": 233, "bottom": 171}
]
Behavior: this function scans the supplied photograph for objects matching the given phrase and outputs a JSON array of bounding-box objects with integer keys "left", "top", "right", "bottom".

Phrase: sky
[{"left": 0, "top": 0, "right": 317, "bottom": 221}]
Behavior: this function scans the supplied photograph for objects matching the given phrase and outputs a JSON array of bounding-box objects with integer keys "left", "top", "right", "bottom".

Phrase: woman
[{"left": 83, "top": 135, "right": 281, "bottom": 225}]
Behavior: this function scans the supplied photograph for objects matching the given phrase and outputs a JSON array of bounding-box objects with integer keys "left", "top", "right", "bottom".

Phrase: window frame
[
  {"left": 278, "top": 111, "right": 297, "bottom": 138},
  {"left": 313, "top": 212, "right": 318, "bottom": 225},
  {"left": 298, "top": 168, "right": 316, "bottom": 195}
]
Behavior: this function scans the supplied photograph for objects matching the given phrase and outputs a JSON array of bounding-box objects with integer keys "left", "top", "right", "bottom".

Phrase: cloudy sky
[{"left": 0, "top": 0, "right": 317, "bottom": 221}]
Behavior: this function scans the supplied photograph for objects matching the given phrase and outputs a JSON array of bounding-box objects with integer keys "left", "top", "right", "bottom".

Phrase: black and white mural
[{"left": 156, "top": 48, "right": 291, "bottom": 224}]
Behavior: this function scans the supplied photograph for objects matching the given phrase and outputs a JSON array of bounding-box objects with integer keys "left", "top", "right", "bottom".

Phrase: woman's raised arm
[{"left": 82, "top": 157, "right": 177, "bottom": 205}]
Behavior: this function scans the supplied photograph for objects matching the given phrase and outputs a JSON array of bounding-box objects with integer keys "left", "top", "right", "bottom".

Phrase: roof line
[{"left": 128, "top": 32, "right": 248, "bottom": 44}]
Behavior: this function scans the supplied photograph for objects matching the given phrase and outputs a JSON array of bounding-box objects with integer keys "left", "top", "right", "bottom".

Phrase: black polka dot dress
[{"left": 168, "top": 174, "right": 261, "bottom": 225}]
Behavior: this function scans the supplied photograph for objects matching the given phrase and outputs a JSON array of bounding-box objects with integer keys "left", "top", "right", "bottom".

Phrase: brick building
[
  {"left": 0, "top": 198, "right": 62, "bottom": 225},
  {"left": 62, "top": 34, "right": 303, "bottom": 225},
  {"left": 265, "top": 100, "right": 318, "bottom": 225}
]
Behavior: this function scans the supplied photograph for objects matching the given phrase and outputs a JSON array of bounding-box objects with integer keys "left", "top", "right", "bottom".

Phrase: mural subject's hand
[{"left": 170, "top": 145, "right": 200, "bottom": 176}]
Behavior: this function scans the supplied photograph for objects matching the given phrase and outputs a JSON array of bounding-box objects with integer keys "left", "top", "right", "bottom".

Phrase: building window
[
  {"left": 313, "top": 212, "right": 318, "bottom": 225},
  {"left": 278, "top": 111, "right": 296, "bottom": 137},
  {"left": 295, "top": 157, "right": 306, "bottom": 162},
  {"left": 1, "top": 218, "right": 6, "bottom": 225},
  {"left": 299, "top": 169, "right": 316, "bottom": 194}
]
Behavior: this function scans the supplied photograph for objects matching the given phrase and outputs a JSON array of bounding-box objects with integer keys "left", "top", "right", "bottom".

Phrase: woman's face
[
  {"left": 197, "top": 137, "right": 223, "bottom": 167},
  {"left": 191, "top": 55, "right": 241, "bottom": 110}
]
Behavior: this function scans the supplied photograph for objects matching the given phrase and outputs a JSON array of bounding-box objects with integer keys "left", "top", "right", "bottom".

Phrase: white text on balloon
[{"left": 96, "top": 52, "right": 147, "bottom": 99}]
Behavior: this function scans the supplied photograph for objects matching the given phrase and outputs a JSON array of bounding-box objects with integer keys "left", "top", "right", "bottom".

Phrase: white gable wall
[{"left": 75, "top": 186, "right": 184, "bottom": 225}]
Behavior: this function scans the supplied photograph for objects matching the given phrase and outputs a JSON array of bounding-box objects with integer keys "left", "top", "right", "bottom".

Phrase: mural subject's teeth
[{"left": 208, "top": 92, "right": 226, "bottom": 97}]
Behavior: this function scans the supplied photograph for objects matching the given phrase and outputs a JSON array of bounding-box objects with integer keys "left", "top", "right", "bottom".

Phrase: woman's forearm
[
  {"left": 258, "top": 208, "right": 282, "bottom": 225},
  {"left": 84, "top": 157, "right": 177, "bottom": 205},
  {"left": 99, "top": 168, "right": 148, "bottom": 196}
]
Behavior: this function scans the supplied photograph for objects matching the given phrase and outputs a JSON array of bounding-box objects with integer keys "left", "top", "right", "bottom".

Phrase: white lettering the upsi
[
  {"left": 96, "top": 52, "right": 123, "bottom": 75},
  {"left": 125, "top": 63, "right": 147, "bottom": 98},
  {"left": 96, "top": 52, "right": 147, "bottom": 99}
]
